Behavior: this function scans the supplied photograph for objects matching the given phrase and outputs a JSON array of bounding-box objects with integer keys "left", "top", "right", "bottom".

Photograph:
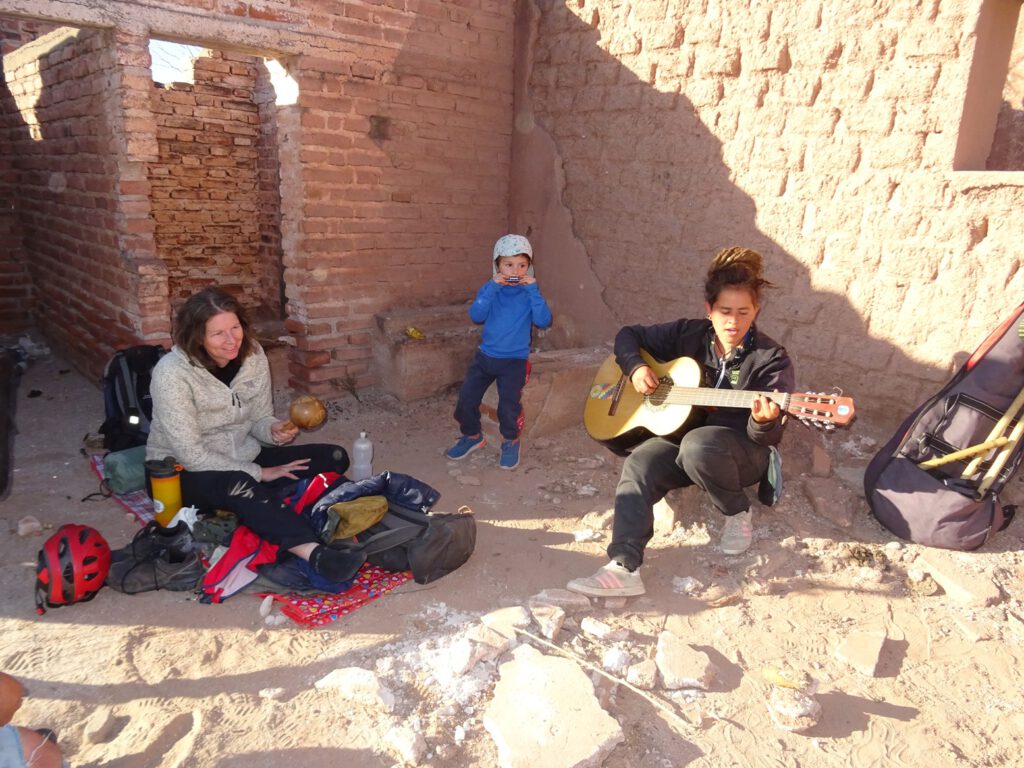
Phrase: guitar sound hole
[{"left": 645, "top": 376, "right": 672, "bottom": 409}]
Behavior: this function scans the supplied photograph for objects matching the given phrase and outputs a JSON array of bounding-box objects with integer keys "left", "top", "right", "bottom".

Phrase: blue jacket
[{"left": 469, "top": 281, "right": 552, "bottom": 359}]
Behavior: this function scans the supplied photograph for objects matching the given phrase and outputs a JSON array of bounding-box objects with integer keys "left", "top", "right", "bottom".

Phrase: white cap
[{"left": 492, "top": 234, "right": 535, "bottom": 277}]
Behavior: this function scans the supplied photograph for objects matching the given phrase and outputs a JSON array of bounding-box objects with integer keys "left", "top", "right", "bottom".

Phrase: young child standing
[{"left": 446, "top": 234, "right": 553, "bottom": 469}]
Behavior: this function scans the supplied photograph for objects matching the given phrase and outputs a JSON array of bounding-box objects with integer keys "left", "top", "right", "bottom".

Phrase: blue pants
[
  {"left": 607, "top": 426, "right": 769, "bottom": 570},
  {"left": 453, "top": 352, "right": 529, "bottom": 441}
]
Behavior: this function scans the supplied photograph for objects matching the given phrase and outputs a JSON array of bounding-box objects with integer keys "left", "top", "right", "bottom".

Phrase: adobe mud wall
[
  {"left": 1, "top": 0, "right": 513, "bottom": 389},
  {"left": 511, "top": 0, "right": 1024, "bottom": 422}
]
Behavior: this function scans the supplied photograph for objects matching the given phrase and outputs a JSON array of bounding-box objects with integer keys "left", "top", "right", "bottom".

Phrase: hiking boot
[
  {"left": 720, "top": 509, "right": 753, "bottom": 555},
  {"left": 566, "top": 560, "right": 645, "bottom": 597},
  {"left": 106, "top": 552, "right": 205, "bottom": 594},
  {"left": 446, "top": 433, "right": 486, "bottom": 460},
  {"left": 110, "top": 521, "right": 194, "bottom": 565},
  {"left": 499, "top": 439, "right": 520, "bottom": 470}
]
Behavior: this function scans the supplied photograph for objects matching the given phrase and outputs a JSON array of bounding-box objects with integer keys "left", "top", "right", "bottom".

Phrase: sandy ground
[{"left": 2, "top": 345, "right": 1024, "bottom": 768}]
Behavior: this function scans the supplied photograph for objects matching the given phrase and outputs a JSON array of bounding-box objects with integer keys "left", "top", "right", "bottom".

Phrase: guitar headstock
[{"left": 786, "top": 392, "right": 856, "bottom": 430}]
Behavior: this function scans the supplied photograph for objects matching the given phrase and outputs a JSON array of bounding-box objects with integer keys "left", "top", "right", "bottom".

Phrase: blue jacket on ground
[{"left": 469, "top": 281, "right": 552, "bottom": 359}]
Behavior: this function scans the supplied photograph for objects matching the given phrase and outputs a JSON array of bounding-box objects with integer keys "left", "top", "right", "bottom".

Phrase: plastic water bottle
[{"left": 352, "top": 431, "right": 373, "bottom": 481}]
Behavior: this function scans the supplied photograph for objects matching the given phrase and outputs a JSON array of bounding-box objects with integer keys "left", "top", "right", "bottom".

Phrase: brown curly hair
[
  {"left": 704, "top": 246, "right": 774, "bottom": 307},
  {"left": 174, "top": 287, "right": 257, "bottom": 370}
]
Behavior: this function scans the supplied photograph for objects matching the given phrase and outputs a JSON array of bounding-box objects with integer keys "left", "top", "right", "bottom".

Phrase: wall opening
[{"left": 147, "top": 39, "right": 286, "bottom": 324}]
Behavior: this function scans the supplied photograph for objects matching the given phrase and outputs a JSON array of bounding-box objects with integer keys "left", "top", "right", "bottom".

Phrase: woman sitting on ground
[{"left": 146, "top": 286, "right": 355, "bottom": 581}]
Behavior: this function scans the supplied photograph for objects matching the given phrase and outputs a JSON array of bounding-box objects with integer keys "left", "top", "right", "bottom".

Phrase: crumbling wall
[
  {"left": 1, "top": 1, "right": 513, "bottom": 393},
  {"left": 513, "top": 0, "right": 1024, "bottom": 422},
  {"left": 148, "top": 49, "right": 279, "bottom": 315}
]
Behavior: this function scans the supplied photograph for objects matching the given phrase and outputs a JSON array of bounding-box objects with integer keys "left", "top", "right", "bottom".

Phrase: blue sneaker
[
  {"left": 499, "top": 439, "right": 520, "bottom": 470},
  {"left": 446, "top": 433, "right": 486, "bottom": 460}
]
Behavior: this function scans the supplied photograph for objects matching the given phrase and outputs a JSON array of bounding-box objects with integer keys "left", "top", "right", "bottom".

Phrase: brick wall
[
  {"left": 149, "top": 49, "right": 281, "bottom": 317},
  {"left": 2, "top": 27, "right": 129, "bottom": 366},
  {"left": 0, "top": 17, "right": 58, "bottom": 335},
  {"left": 1, "top": 1, "right": 514, "bottom": 394},
  {"left": 514, "top": 0, "right": 1024, "bottom": 423}
]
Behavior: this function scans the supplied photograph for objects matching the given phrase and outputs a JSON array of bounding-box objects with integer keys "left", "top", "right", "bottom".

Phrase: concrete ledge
[{"left": 373, "top": 303, "right": 480, "bottom": 401}]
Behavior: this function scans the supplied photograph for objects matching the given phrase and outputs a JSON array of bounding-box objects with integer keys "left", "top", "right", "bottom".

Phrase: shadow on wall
[{"left": 509, "top": 1, "right": 950, "bottom": 427}]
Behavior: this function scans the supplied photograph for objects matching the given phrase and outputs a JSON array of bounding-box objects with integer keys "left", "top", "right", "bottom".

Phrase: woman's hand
[
  {"left": 751, "top": 393, "right": 781, "bottom": 424},
  {"left": 630, "top": 365, "right": 659, "bottom": 395},
  {"left": 260, "top": 459, "right": 310, "bottom": 482},
  {"left": 271, "top": 420, "right": 299, "bottom": 445}
]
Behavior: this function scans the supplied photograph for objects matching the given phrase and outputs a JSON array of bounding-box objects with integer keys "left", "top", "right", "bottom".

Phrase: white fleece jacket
[{"left": 146, "top": 344, "right": 277, "bottom": 481}]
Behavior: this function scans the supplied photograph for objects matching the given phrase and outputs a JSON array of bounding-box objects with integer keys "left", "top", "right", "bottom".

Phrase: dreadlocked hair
[{"left": 704, "top": 246, "right": 773, "bottom": 307}]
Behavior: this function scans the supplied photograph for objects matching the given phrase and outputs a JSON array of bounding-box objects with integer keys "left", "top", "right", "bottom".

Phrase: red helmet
[{"left": 35, "top": 524, "right": 111, "bottom": 614}]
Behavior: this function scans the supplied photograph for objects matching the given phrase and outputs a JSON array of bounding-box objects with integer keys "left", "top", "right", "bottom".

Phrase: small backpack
[
  {"left": 864, "top": 302, "right": 1024, "bottom": 550},
  {"left": 99, "top": 345, "right": 166, "bottom": 452}
]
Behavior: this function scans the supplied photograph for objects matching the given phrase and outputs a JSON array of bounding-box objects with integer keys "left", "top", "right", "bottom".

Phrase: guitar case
[{"left": 863, "top": 302, "right": 1024, "bottom": 550}]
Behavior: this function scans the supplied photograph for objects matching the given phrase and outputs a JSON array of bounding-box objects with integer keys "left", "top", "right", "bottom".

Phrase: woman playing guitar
[{"left": 567, "top": 246, "right": 795, "bottom": 597}]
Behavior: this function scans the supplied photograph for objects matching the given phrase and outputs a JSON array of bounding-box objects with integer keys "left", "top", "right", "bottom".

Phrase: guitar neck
[{"left": 656, "top": 385, "right": 788, "bottom": 410}]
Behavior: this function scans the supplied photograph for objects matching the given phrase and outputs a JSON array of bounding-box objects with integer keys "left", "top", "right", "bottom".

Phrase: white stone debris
[
  {"left": 384, "top": 723, "right": 427, "bottom": 765},
  {"left": 575, "top": 483, "right": 599, "bottom": 497},
  {"left": 573, "top": 528, "right": 604, "bottom": 542},
  {"left": 16, "top": 515, "right": 42, "bottom": 537},
  {"left": 835, "top": 631, "right": 886, "bottom": 677},
  {"left": 602, "top": 646, "right": 632, "bottom": 675},
  {"left": 655, "top": 631, "right": 718, "bottom": 690},
  {"left": 529, "top": 602, "right": 566, "bottom": 640},
  {"left": 575, "top": 456, "right": 605, "bottom": 469},
  {"left": 767, "top": 686, "right": 823, "bottom": 733},
  {"left": 314, "top": 667, "right": 396, "bottom": 712},
  {"left": 481, "top": 606, "right": 532, "bottom": 640},
  {"left": 528, "top": 588, "right": 594, "bottom": 613},
  {"left": 580, "top": 616, "right": 628, "bottom": 641},
  {"left": 483, "top": 644, "right": 624, "bottom": 768},
  {"left": 626, "top": 659, "right": 658, "bottom": 690},
  {"left": 672, "top": 575, "right": 704, "bottom": 595},
  {"left": 580, "top": 508, "right": 614, "bottom": 530}
]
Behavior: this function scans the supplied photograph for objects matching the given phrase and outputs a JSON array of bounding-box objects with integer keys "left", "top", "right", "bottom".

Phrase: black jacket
[{"left": 613, "top": 318, "right": 795, "bottom": 446}]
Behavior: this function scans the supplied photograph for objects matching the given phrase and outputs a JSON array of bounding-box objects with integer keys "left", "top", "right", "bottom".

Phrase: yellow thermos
[{"left": 145, "top": 457, "right": 183, "bottom": 527}]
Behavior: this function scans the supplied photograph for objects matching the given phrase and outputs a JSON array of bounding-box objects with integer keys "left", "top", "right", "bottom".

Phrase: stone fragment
[
  {"left": 918, "top": 552, "right": 1003, "bottom": 607},
  {"left": 17, "top": 516, "right": 42, "bottom": 537},
  {"left": 602, "top": 647, "right": 631, "bottom": 675},
  {"left": 385, "top": 724, "right": 427, "bottom": 765},
  {"left": 906, "top": 568, "right": 939, "bottom": 596},
  {"left": 573, "top": 528, "right": 603, "bottom": 542},
  {"left": 835, "top": 631, "right": 886, "bottom": 677},
  {"left": 83, "top": 707, "right": 119, "bottom": 744},
  {"left": 580, "top": 616, "right": 628, "bottom": 641},
  {"left": 483, "top": 645, "right": 623, "bottom": 768},
  {"left": 767, "top": 686, "right": 822, "bottom": 732},
  {"left": 457, "top": 474, "right": 481, "bottom": 486},
  {"left": 655, "top": 632, "right": 718, "bottom": 690},
  {"left": 952, "top": 614, "right": 992, "bottom": 642},
  {"left": 529, "top": 603, "right": 566, "bottom": 640},
  {"left": 314, "top": 668, "right": 395, "bottom": 712},
  {"left": 481, "top": 606, "right": 532, "bottom": 640},
  {"left": 626, "top": 659, "right": 658, "bottom": 690},
  {"left": 672, "top": 576, "right": 703, "bottom": 595},
  {"left": 528, "top": 588, "right": 593, "bottom": 613},
  {"left": 603, "top": 597, "right": 628, "bottom": 610},
  {"left": 580, "top": 508, "right": 613, "bottom": 530}
]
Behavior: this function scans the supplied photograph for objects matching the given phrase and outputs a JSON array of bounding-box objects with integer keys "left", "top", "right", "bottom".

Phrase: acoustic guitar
[{"left": 583, "top": 351, "right": 855, "bottom": 452}]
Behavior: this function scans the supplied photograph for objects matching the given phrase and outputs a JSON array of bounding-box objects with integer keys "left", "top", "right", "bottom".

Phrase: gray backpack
[{"left": 864, "top": 303, "right": 1024, "bottom": 550}]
